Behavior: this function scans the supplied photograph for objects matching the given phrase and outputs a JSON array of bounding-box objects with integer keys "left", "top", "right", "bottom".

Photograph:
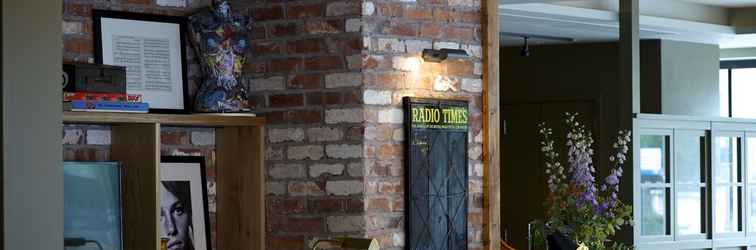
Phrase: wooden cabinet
[{"left": 63, "top": 112, "right": 266, "bottom": 250}]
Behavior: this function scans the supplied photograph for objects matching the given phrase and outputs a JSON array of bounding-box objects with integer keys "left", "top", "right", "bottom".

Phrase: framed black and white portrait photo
[
  {"left": 93, "top": 10, "right": 189, "bottom": 113},
  {"left": 160, "top": 156, "right": 211, "bottom": 250}
]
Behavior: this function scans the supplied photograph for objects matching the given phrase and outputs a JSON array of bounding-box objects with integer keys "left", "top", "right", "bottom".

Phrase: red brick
[
  {"left": 309, "top": 199, "right": 345, "bottom": 213},
  {"left": 305, "top": 55, "right": 343, "bottom": 71},
  {"left": 306, "top": 92, "right": 342, "bottom": 106},
  {"left": 288, "top": 3, "right": 324, "bottom": 18},
  {"left": 248, "top": 94, "right": 266, "bottom": 109},
  {"left": 326, "top": 36, "right": 361, "bottom": 55},
  {"left": 446, "top": 59, "right": 474, "bottom": 75},
  {"left": 454, "top": 11, "right": 481, "bottom": 23},
  {"left": 447, "top": 26, "right": 475, "bottom": 41},
  {"left": 364, "top": 72, "right": 405, "bottom": 89},
  {"left": 123, "top": 0, "right": 151, "bottom": 5},
  {"left": 345, "top": 126, "right": 364, "bottom": 141},
  {"left": 434, "top": 8, "right": 454, "bottom": 22},
  {"left": 64, "top": 37, "right": 93, "bottom": 55},
  {"left": 378, "top": 181, "right": 402, "bottom": 193},
  {"left": 305, "top": 20, "right": 344, "bottom": 34},
  {"left": 266, "top": 109, "right": 322, "bottom": 124},
  {"left": 346, "top": 198, "right": 364, "bottom": 213},
  {"left": 343, "top": 89, "right": 361, "bottom": 105},
  {"left": 252, "top": 41, "right": 283, "bottom": 56},
  {"left": 65, "top": 3, "right": 91, "bottom": 17},
  {"left": 252, "top": 5, "right": 284, "bottom": 21},
  {"left": 383, "top": 21, "right": 418, "bottom": 36},
  {"left": 419, "top": 0, "right": 447, "bottom": 4},
  {"left": 420, "top": 23, "right": 445, "bottom": 39},
  {"left": 368, "top": 197, "right": 391, "bottom": 212},
  {"left": 252, "top": 24, "right": 267, "bottom": 39},
  {"left": 269, "top": 198, "right": 307, "bottom": 215},
  {"left": 269, "top": 94, "right": 304, "bottom": 107},
  {"left": 270, "top": 58, "right": 302, "bottom": 73},
  {"left": 375, "top": 2, "right": 403, "bottom": 17},
  {"left": 377, "top": 144, "right": 402, "bottom": 159},
  {"left": 161, "top": 131, "right": 190, "bottom": 145},
  {"left": 244, "top": 60, "right": 268, "bottom": 74},
  {"left": 404, "top": 7, "right": 433, "bottom": 20},
  {"left": 270, "top": 23, "right": 300, "bottom": 38},
  {"left": 288, "top": 74, "right": 323, "bottom": 89},
  {"left": 287, "top": 38, "right": 324, "bottom": 54},
  {"left": 391, "top": 196, "right": 404, "bottom": 212},
  {"left": 326, "top": 1, "right": 361, "bottom": 16}
]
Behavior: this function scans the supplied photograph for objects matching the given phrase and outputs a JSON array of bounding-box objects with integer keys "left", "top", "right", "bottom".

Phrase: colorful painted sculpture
[{"left": 188, "top": 0, "right": 250, "bottom": 112}]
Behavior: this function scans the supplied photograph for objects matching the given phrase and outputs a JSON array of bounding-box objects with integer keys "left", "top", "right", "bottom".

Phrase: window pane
[
  {"left": 749, "top": 137, "right": 756, "bottom": 183},
  {"left": 641, "top": 135, "right": 667, "bottom": 183},
  {"left": 715, "top": 185, "right": 741, "bottom": 233},
  {"left": 716, "top": 137, "right": 740, "bottom": 183},
  {"left": 721, "top": 68, "right": 730, "bottom": 117},
  {"left": 732, "top": 68, "right": 756, "bottom": 119},
  {"left": 642, "top": 187, "right": 668, "bottom": 236},
  {"left": 749, "top": 186, "right": 756, "bottom": 232},
  {"left": 677, "top": 185, "right": 703, "bottom": 235},
  {"left": 676, "top": 134, "right": 703, "bottom": 184}
]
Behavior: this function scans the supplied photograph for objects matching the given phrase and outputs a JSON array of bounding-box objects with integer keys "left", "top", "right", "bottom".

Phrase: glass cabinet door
[
  {"left": 674, "top": 131, "right": 706, "bottom": 237},
  {"left": 640, "top": 133, "right": 671, "bottom": 236},
  {"left": 714, "top": 135, "right": 743, "bottom": 234}
]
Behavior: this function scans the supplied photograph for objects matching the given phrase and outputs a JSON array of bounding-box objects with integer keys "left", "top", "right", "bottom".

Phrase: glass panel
[
  {"left": 732, "top": 68, "right": 756, "bottom": 119},
  {"left": 641, "top": 135, "right": 667, "bottom": 184},
  {"left": 676, "top": 134, "right": 703, "bottom": 184},
  {"left": 716, "top": 137, "right": 740, "bottom": 183},
  {"left": 642, "top": 187, "right": 667, "bottom": 236},
  {"left": 750, "top": 186, "right": 756, "bottom": 232},
  {"left": 721, "top": 68, "right": 730, "bottom": 117},
  {"left": 749, "top": 137, "right": 756, "bottom": 183},
  {"left": 715, "top": 185, "right": 740, "bottom": 233},
  {"left": 677, "top": 185, "right": 703, "bottom": 235},
  {"left": 64, "top": 162, "right": 122, "bottom": 250}
]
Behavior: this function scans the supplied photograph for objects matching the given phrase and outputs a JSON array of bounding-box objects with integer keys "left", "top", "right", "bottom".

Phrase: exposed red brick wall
[
  {"left": 361, "top": 0, "right": 484, "bottom": 248},
  {"left": 63, "top": 0, "right": 485, "bottom": 249}
]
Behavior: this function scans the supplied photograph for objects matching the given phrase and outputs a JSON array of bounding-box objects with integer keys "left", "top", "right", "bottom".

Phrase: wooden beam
[
  {"left": 619, "top": 0, "right": 640, "bottom": 118},
  {"left": 483, "top": 0, "right": 501, "bottom": 247}
]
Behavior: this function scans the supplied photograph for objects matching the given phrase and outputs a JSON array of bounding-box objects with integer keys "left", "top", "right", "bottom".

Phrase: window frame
[{"left": 720, "top": 60, "right": 756, "bottom": 118}]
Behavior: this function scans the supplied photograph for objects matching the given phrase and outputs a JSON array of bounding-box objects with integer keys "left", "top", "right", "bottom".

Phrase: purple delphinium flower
[{"left": 565, "top": 114, "right": 599, "bottom": 208}]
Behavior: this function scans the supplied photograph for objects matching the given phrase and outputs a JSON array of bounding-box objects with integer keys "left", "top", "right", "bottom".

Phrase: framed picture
[
  {"left": 160, "top": 156, "right": 211, "bottom": 250},
  {"left": 63, "top": 161, "right": 123, "bottom": 250},
  {"left": 93, "top": 10, "right": 190, "bottom": 113}
]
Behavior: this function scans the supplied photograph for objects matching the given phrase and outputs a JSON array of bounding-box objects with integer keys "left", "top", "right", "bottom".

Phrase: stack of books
[{"left": 63, "top": 92, "right": 149, "bottom": 113}]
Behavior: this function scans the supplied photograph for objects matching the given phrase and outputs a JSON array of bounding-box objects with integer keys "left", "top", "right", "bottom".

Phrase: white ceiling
[
  {"left": 500, "top": 1, "right": 756, "bottom": 48},
  {"left": 676, "top": 0, "right": 756, "bottom": 7}
]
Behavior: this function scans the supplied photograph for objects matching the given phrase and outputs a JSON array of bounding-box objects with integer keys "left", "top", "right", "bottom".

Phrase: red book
[{"left": 64, "top": 92, "right": 142, "bottom": 103}]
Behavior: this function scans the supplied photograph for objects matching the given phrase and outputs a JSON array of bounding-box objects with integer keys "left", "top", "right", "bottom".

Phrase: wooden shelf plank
[
  {"left": 63, "top": 111, "right": 265, "bottom": 126},
  {"left": 111, "top": 123, "right": 160, "bottom": 250}
]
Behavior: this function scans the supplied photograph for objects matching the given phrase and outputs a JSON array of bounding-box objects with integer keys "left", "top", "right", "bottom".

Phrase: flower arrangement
[{"left": 534, "top": 113, "right": 633, "bottom": 250}]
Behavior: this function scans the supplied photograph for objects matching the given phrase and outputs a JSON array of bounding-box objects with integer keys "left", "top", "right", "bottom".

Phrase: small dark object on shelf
[
  {"left": 63, "top": 63, "right": 126, "bottom": 93},
  {"left": 547, "top": 232, "right": 577, "bottom": 250},
  {"left": 64, "top": 237, "right": 104, "bottom": 250}
]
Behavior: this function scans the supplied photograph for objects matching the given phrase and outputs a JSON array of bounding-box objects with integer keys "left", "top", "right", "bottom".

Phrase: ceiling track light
[{"left": 521, "top": 37, "right": 530, "bottom": 57}]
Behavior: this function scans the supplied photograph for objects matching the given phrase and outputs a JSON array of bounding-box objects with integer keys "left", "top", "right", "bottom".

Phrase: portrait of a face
[{"left": 160, "top": 181, "right": 194, "bottom": 250}]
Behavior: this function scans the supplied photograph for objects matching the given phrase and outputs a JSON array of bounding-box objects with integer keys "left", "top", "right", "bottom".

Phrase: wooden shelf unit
[{"left": 63, "top": 111, "right": 266, "bottom": 250}]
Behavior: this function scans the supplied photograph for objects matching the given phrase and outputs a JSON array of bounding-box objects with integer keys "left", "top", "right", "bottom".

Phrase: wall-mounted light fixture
[{"left": 421, "top": 48, "right": 469, "bottom": 63}]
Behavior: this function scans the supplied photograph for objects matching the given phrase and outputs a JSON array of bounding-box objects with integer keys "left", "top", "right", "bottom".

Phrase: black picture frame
[
  {"left": 403, "top": 97, "right": 469, "bottom": 250},
  {"left": 93, "top": 10, "right": 190, "bottom": 114},
  {"left": 160, "top": 156, "right": 212, "bottom": 250}
]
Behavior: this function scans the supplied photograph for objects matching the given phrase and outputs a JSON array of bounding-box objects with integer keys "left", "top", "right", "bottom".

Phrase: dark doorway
[{"left": 500, "top": 100, "right": 598, "bottom": 250}]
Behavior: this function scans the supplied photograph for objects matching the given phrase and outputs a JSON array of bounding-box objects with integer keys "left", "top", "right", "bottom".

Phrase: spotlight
[
  {"left": 421, "top": 48, "right": 469, "bottom": 63},
  {"left": 521, "top": 37, "right": 530, "bottom": 57}
]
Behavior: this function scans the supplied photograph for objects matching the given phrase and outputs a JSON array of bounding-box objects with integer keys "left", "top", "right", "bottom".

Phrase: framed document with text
[{"left": 94, "top": 10, "right": 189, "bottom": 113}]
